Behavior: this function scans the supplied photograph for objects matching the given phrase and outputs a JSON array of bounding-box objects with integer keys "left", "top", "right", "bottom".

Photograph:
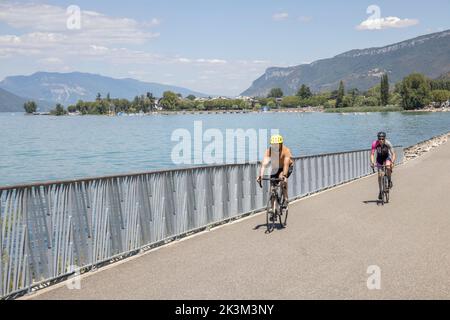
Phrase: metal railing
[{"left": 0, "top": 147, "right": 403, "bottom": 299}]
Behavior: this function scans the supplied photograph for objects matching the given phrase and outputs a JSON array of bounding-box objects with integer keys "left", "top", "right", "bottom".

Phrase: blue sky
[{"left": 0, "top": 0, "right": 449, "bottom": 96}]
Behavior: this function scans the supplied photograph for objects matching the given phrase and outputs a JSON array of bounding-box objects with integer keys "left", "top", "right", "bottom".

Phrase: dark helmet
[{"left": 377, "top": 131, "right": 386, "bottom": 138}]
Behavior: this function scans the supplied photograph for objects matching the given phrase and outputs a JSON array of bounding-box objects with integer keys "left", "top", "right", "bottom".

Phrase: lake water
[{"left": 1, "top": 111, "right": 450, "bottom": 186}]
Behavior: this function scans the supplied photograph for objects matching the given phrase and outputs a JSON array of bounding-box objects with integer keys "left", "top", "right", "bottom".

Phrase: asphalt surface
[{"left": 27, "top": 140, "right": 450, "bottom": 299}]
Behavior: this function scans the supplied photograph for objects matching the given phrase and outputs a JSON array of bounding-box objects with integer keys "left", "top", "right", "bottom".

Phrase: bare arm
[
  {"left": 258, "top": 149, "right": 270, "bottom": 179},
  {"left": 370, "top": 141, "right": 377, "bottom": 166},
  {"left": 282, "top": 150, "right": 292, "bottom": 177},
  {"left": 387, "top": 140, "right": 396, "bottom": 166}
]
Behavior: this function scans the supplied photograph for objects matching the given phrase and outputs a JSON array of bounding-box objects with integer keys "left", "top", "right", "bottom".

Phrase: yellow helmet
[{"left": 270, "top": 134, "right": 283, "bottom": 144}]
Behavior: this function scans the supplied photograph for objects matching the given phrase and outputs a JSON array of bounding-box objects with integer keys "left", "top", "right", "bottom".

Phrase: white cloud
[
  {"left": 206, "top": 59, "right": 227, "bottom": 64},
  {"left": 298, "top": 16, "right": 312, "bottom": 23},
  {"left": 38, "top": 57, "right": 64, "bottom": 65},
  {"left": 356, "top": 16, "right": 419, "bottom": 30},
  {"left": 143, "top": 18, "right": 162, "bottom": 27},
  {"left": 273, "top": 12, "right": 289, "bottom": 21},
  {"left": 201, "top": 70, "right": 218, "bottom": 75},
  {"left": 252, "top": 60, "right": 270, "bottom": 64},
  {"left": 0, "top": 2, "right": 163, "bottom": 65},
  {"left": 177, "top": 58, "right": 192, "bottom": 63},
  {"left": 0, "top": 2, "right": 159, "bottom": 46},
  {"left": 195, "top": 58, "right": 227, "bottom": 64},
  {"left": 0, "top": 1, "right": 229, "bottom": 70},
  {"left": 0, "top": 47, "right": 41, "bottom": 58},
  {"left": 0, "top": 35, "right": 21, "bottom": 43},
  {"left": 0, "top": 3, "right": 65, "bottom": 30},
  {"left": 82, "top": 10, "right": 102, "bottom": 17},
  {"left": 90, "top": 45, "right": 109, "bottom": 52},
  {"left": 0, "top": 2, "right": 273, "bottom": 95},
  {"left": 174, "top": 57, "right": 228, "bottom": 65}
]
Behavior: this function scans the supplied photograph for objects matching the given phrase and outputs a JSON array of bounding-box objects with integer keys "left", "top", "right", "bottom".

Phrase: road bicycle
[
  {"left": 258, "top": 177, "right": 288, "bottom": 233},
  {"left": 372, "top": 164, "right": 392, "bottom": 205}
]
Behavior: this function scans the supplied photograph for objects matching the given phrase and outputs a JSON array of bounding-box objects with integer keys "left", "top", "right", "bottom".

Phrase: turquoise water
[{"left": 1, "top": 111, "right": 450, "bottom": 186}]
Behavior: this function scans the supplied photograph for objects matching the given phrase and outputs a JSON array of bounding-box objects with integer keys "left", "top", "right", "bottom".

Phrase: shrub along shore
[{"left": 324, "top": 106, "right": 405, "bottom": 113}]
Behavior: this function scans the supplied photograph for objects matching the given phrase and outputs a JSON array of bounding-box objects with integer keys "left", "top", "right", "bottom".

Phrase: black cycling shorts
[
  {"left": 271, "top": 164, "right": 294, "bottom": 179},
  {"left": 376, "top": 154, "right": 392, "bottom": 165}
]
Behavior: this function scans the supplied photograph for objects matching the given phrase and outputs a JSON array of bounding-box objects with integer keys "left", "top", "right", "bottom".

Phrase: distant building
[
  {"left": 211, "top": 96, "right": 231, "bottom": 100},
  {"left": 235, "top": 96, "right": 254, "bottom": 101},
  {"left": 155, "top": 98, "right": 164, "bottom": 110}
]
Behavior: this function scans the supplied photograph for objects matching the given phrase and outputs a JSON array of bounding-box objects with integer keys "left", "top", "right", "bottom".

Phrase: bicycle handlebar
[
  {"left": 371, "top": 164, "right": 392, "bottom": 173},
  {"left": 257, "top": 177, "right": 283, "bottom": 188},
  {"left": 261, "top": 177, "right": 282, "bottom": 181}
]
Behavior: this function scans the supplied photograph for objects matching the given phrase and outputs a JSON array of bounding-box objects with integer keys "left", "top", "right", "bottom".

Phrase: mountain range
[
  {"left": 1, "top": 30, "right": 450, "bottom": 112},
  {"left": 437, "top": 71, "right": 450, "bottom": 80},
  {"left": 241, "top": 29, "right": 450, "bottom": 97},
  {"left": 0, "top": 72, "right": 208, "bottom": 111},
  {"left": 0, "top": 87, "right": 29, "bottom": 112}
]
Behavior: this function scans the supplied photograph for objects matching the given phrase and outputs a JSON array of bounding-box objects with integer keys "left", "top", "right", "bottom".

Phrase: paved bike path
[{"left": 27, "top": 141, "right": 450, "bottom": 299}]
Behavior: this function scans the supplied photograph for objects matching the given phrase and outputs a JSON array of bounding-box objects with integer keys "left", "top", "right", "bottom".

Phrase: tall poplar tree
[
  {"left": 380, "top": 74, "right": 390, "bottom": 106},
  {"left": 335, "top": 81, "right": 345, "bottom": 108}
]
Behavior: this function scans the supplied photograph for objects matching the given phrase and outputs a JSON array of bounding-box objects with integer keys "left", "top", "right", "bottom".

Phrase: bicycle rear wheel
[
  {"left": 379, "top": 175, "right": 385, "bottom": 205},
  {"left": 280, "top": 194, "right": 288, "bottom": 227}
]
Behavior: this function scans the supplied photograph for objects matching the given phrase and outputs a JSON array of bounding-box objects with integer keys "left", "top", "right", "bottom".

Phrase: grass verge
[{"left": 324, "top": 106, "right": 404, "bottom": 113}]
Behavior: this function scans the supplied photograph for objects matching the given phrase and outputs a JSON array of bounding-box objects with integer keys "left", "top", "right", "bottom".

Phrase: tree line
[
  {"left": 66, "top": 92, "right": 157, "bottom": 115},
  {"left": 266, "top": 73, "right": 450, "bottom": 110},
  {"left": 24, "top": 72, "right": 450, "bottom": 115}
]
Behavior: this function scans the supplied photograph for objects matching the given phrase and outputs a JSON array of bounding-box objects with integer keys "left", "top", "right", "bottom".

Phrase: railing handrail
[{"left": 0, "top": 146, "right": 402, "bottom": 191}]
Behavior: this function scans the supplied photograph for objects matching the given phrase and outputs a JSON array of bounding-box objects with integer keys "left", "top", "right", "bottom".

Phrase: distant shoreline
[
  {"left": 3, "top": 105, "right": 450, "bottom": 115},
  {"left": 7, "top": 107, "right": 323, "bottom": 116}
]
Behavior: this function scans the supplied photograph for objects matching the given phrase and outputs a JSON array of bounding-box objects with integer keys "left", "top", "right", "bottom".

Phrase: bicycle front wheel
[
  {"left": 383, "top": 176, "right": 390, "bottom": 203},
  {"left": 266, "top": 197, "right": 275, "bottom": 233},
  {"left": 283, "top": 206, "right": 288, "bottom": 227}
]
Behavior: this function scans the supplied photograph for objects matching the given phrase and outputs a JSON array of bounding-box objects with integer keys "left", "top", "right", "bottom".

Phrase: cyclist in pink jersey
[{"left": 370, "top": 132, "right": 397, "bottom": 200}]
